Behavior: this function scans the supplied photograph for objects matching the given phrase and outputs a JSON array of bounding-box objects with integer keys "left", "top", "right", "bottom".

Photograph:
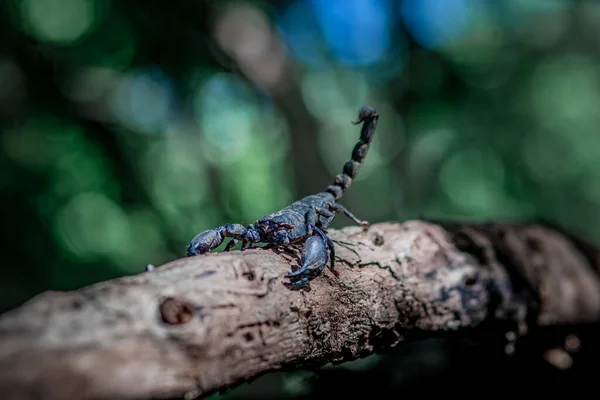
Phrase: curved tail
[{"left": 326, "top": 106, "right": 379, "bottom": 200}]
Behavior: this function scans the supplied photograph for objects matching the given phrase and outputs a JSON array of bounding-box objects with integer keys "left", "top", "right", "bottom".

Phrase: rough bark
[{"left": 1, "top": 220, "right": 599, "bottom": 400}]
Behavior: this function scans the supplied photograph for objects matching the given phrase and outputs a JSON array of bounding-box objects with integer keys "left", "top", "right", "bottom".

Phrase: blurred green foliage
[
  {"left": 2, "top": 0, "right": 600, "bottom": 311},
  {"left": 2, "top": 0, "right": 600, "bottom": 397}
]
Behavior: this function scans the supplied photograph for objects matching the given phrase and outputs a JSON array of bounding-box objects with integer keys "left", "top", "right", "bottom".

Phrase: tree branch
[{"left": 1, "top": 221, "right": 600, "bottom": 400}]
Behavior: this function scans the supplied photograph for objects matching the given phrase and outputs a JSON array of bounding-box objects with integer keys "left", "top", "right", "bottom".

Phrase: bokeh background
[{"left": 1, "top": 0, "right": 599, "bottom": 397}]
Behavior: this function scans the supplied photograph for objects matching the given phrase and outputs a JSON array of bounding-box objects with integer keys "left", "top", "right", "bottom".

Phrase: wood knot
[
  {"left": 159, "top": 297, "right": 195, "bottom": 325},
  {"left": 242, "top": 270, "right": 255, "bottom": 281},
  {"left": 373, "top": 233, "right": 384, "bottom": 246},
  {"left": 464, "top": 274, "right": 478, "bottom": 286}
]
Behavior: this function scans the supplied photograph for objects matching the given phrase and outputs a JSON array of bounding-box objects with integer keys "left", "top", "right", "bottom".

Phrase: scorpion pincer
[{"left": 187, "top": 106, "right": 379, "bottom": 288}]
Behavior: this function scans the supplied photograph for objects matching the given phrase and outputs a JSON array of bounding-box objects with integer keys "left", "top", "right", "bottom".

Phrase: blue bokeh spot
[
  {"left": 277, "top": 0, "right": 394, "bottom": 67},
  {"left": 400, "top": 0, "right": 472, "bottom": 49},
  {"left": 310, "top": 0, "right": 393, "bottom": 66}
]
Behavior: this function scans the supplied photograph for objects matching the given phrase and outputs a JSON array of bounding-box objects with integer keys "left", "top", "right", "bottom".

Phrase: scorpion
[{"left": 187, "top": 105, "right": 379, "bottom": 288}]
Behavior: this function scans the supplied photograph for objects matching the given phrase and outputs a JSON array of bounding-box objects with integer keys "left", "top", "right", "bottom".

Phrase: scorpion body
[{"left": 187, "top": 106, "right": 379, "bottom": 287}]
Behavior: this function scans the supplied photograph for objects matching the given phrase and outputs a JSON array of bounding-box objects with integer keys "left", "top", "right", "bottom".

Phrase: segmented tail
[{"left": 326, "top": 106, "right": 379, "bottom": 200}]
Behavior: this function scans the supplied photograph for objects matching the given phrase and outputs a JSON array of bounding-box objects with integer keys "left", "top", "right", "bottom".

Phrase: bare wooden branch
[{"left": 1, "top": 221, "right": 599, "bottom": 400}]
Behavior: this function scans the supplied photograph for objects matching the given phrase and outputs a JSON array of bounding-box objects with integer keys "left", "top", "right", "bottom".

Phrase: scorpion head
[{"left": 274, "top": 229, "right": 290, "bottom": 246}]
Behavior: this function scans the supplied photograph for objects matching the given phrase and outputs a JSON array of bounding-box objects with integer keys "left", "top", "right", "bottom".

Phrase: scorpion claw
[
  {"left": 187, "top": 228, "right": 224, "bottom": 256},
  {"left": 284, "top": 233, "right": 329, "bottom": 286},
  {"left": 285, "top": 268, "right": 306, "bottom": 278},
  {"left": 284, "top": 277, "right": 312, "bottom": 289},
  {"left": 187, "top": 224, "right": 261, "bottom": 257}
]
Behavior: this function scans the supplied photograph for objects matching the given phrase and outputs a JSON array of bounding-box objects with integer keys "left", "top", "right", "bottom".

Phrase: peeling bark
[{"left": 1, "top": 221, "right": 599, "bottom": 400}]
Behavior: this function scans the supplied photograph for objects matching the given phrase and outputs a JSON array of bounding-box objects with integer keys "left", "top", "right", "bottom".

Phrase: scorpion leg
[
  {"left": 240, "top": 238, "right": 251, "bottom": 251},
  {"left": 329, "top": 203, "right": 370, "bottom": 228},
  {"left": 290, "top": 224, "right": 312, "bottom": 240},
  {"left": 314, "top": 206, "right": 334, "bottom": 228},
  {"left": 305, "top": 207, "right": 318, "bottom": 226},
  {"left": 224, "top": 238, "right": 239, "bottom": 252},
  {"left": 241, "top": 224, "right": 260, "bottom": 250}
]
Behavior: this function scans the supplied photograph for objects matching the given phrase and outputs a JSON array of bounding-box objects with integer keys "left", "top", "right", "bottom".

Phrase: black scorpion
[{"left": 187, "top": 106, "right": 379, "bottom": 287}]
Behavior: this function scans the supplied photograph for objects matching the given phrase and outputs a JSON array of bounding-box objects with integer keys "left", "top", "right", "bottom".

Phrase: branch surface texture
[{"left": 1, "top": 221, "right": 600, "bottom": 400}]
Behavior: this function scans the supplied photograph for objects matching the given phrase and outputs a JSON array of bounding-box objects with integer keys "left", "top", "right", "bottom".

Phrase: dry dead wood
[{"left": 1, "top": 220, "right": 599, "bottom": 400}]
